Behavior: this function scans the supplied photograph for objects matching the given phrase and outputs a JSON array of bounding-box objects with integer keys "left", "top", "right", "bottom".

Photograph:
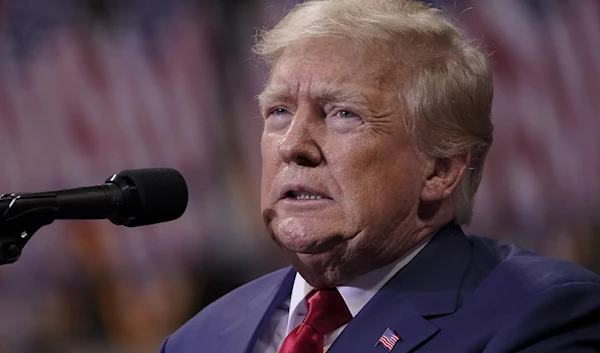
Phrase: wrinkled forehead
[
  {"left": 270, "top": 39, "right": 364, "bottom": 81},
  {"left": 259, "top": 37, "right": 402, "bottom": 103}
]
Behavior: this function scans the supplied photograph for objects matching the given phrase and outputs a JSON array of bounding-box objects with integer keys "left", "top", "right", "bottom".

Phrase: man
[{"left": 159, "top": 0, "right": 600, "bottom": 352}]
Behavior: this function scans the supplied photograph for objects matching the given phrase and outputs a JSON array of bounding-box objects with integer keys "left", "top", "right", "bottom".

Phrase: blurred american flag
[
  {"left": 0, "top": 3, "right": 224, "bottom": 351},
  {"left": 426, "top": 0, "right": 600, "bottom": 235}
]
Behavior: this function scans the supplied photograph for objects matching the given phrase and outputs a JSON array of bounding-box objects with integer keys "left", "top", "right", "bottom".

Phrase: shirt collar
[{"left": 286, "top": 235, "right": 432, "bottom": 333}]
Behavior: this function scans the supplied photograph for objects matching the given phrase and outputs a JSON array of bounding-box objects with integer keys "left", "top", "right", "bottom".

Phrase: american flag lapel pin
[{"left": 375, "top": 327, "right": 401, "bottom": 351}]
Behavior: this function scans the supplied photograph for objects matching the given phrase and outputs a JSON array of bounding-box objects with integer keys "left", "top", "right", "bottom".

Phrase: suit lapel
[
  {"left": 217, "top": 267, "right": 296, "bottom": 353},
  {"left": 329, "top": 222, "right": 473, "bottom": 353},
  {"left": 329, "top": 275, "right": 440, "bottom": 353}
]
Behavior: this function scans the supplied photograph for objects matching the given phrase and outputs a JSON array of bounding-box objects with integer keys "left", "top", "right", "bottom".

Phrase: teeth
[{"left": 293, "top": 192, "right": 324, "bottom": 200}]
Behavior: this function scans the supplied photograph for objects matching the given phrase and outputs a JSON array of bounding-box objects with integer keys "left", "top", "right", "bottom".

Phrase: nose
[{"left": 277, "top": 110, "right": 322, "bottom": 167}]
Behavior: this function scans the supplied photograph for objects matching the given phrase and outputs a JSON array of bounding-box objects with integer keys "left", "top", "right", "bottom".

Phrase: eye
[
  {"left": 326, "top": 107, "right": 362, "bottom": 132},
  {"left": 264, "top": 106, "right": 293, "bottom": 132},
  {"left": 272, "top": 107, "right": 290, "bottom": 116},
  {"left": 263, "top": 107, "right": 292, "bottom": 120},
  {"left": 336, "top": 109, "right": 357, "bottom": 119},
  {"left": 329, "top": 108, "right": 360, "bottom": 120}
]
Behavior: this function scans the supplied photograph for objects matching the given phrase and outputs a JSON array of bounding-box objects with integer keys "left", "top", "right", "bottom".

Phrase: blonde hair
[{"left": 253, "top": 0, "right": 493, "bottom": 225}]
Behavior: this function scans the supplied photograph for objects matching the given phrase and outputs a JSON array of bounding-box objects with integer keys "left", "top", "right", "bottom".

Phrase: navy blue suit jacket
[{"left": 159, "top": 224, "right": 600, "bottom": 352}]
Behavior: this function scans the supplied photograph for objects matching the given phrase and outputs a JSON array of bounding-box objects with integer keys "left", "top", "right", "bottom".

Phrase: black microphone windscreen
[{"left": 116, "top": 168, "right": 188, "bottom": 227}]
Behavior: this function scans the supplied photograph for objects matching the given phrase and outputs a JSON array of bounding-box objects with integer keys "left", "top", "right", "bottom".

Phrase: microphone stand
[{"left": 0, "top": 194, "right": 57, "bottom": 265}]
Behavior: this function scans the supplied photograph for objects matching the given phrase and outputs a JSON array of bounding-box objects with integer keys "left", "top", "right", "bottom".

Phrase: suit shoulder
[
  {"left": 468, "top": 234, "right": 600, "bottom": 294},
  {"left": 163, "top": 267, "right": 292, "bottom": 350},
  {"left": 196, "top": 266, "right": 292, "bottom": 318}
]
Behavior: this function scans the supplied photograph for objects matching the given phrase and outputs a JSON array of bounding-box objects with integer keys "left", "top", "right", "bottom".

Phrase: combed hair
[{"left": 253, "top": 0, "right": 494, "bottom": 225}]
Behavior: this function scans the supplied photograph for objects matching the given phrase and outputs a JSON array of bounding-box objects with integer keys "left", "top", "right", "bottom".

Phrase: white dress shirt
[{"left": 253, "top": 236, "right": 431, "bottom": 353}]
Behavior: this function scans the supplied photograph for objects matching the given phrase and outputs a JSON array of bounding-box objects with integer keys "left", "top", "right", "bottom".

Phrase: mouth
[
  {"left": 280, "top": 186, "right": 332, "bottom": 201},
  {"left": 285, "top": 190, "right": 330, "bottom": 200}
]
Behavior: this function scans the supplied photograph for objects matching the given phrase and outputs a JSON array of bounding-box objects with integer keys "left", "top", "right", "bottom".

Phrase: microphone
[{"left": 0, "top": 168, "right": 188, "bottom": 227}]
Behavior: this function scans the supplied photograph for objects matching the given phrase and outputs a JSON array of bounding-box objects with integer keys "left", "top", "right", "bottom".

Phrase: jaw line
[{"left": 276, "top": 231, "right": 347, "bottom": 254}]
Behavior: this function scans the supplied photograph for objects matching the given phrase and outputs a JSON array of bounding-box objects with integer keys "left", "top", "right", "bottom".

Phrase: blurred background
[{"left": 0, "top": 0, "right": 598, "bottom": 352}]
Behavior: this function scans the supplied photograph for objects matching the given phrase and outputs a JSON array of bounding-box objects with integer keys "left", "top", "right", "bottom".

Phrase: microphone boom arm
[{"left": 0, "top": 194, "right": 58, "bottom": 265}]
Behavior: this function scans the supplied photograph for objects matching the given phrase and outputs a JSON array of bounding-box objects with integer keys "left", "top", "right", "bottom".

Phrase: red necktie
[{"left": 278, "top": 289, "right": 353, "bottom": 353}]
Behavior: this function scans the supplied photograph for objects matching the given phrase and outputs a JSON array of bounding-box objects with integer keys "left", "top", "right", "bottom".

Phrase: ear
[{"left": 421, "top": 152, "right": 470, "bottom": 202}]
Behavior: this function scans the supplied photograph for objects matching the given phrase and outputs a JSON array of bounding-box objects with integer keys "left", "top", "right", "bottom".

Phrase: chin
[{"left": 269, "top": 217, "right": 348, "bottom": 254}]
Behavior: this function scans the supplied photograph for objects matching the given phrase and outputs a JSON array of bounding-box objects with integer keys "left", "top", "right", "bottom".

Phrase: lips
[{"left": 279, "top": 184, "right": 332, "bottom": 201}]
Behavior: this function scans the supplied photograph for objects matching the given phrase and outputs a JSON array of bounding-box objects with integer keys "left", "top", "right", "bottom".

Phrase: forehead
[{"left": 264, "top": 38, "right": 395, "bottom": 100}]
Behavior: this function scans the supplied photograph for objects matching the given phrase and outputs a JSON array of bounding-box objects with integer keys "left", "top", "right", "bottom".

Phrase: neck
[{"left": 289, "top": 223, "right": 441, "bottom": 288}]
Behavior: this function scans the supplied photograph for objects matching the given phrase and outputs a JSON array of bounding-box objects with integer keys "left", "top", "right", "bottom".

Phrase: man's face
[{"left": 259, "top": 38, "right": 427, "bottom": 285}]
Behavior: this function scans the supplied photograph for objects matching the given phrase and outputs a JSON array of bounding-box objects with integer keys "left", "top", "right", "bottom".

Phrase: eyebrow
[
  {"left": 257, "top": 84, "right": 294, "bottom": 110},
  {"left": 257, "top": 82, "right": 372, "bottom": 112}
]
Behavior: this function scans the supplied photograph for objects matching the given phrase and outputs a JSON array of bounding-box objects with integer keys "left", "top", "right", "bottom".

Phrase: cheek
[
  {"left": 327, "top": 143, "right": 423, "bottom": 210},
  {"left": 325, "top": 138, "right": 391, "bottom": 183},
  {"left": 260, "top": 135, "right": 280, "bottom": 194}
]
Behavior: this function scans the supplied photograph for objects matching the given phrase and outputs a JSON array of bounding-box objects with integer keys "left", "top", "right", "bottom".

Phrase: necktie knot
[
  {"left": 304, "top": 289, "right": 352, "bottom": 335},
  {"left": 277, "top": 288, "right": 352, "bottom": 353}
]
